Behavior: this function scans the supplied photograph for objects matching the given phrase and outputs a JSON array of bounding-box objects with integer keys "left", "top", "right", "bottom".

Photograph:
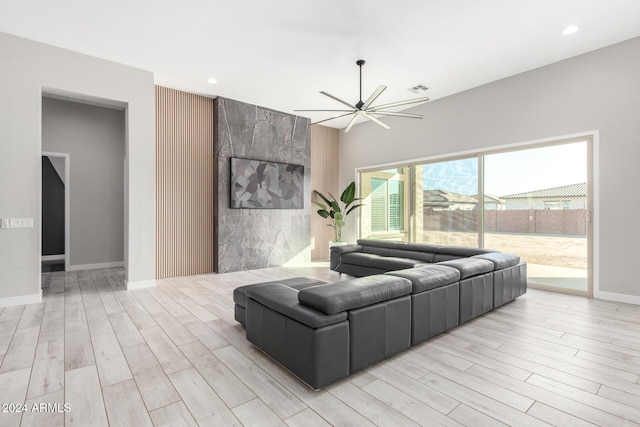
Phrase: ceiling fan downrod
[{"left": 356, "top": 59, "right": 365, "bottom": 110}]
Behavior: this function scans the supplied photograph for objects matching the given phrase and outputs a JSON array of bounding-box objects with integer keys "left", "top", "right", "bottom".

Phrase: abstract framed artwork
[{"left": 230, "top": 157, "right": 304, "bottom": 209}]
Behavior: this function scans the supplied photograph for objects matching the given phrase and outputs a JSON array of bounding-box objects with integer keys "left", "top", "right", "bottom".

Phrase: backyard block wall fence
[{"left": 424, "top": 209, "right": 587, "bottom": 236}]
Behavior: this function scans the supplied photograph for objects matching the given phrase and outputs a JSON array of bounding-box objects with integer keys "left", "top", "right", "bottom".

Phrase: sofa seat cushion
[
  {"left": 472, "top": 252, "right": 520, "bottom": 270},
  {"left": 298, "top": 275, "right": 412, "bottom": 315},
  {"left": 234, "top": 277, "right": 326, "bottom": 308},
  {"left": 437, "top": 258, "right": 494, "bottom": 279},
  {"left": 386, "top": 264, "right": 460, "bottom": 293},
  {"left": 247, "top": 283, "right": 346, "bottom": 329}
]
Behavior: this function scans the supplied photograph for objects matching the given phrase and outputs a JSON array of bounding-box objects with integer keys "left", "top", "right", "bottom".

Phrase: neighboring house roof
[
  {"left": 424, "top": 190, "right": 506, "bottom": 208},
  {"left": 501, "top": 182, "right": 587, "bottom": 199},
  {"left": 424, "top": 189, "right": 477, "bottom": 208}
]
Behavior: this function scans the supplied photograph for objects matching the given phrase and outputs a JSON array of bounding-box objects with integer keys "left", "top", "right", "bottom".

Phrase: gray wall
[
  {"left": 0, "top": 31, "right": 155, "bottom": 302},
  {"left": 42, "top": 97, "right": 125, "bottom": 267},
  {"left": 340, "top": 36, "right": 640, "bottom": 301},
  {"left": 215, "top": 97, "right": 311, "bottom": 272}
]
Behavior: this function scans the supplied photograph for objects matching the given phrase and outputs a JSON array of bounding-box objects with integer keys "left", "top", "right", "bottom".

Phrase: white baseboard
[
  {"left": 0, "top": 291, "right": 42, "bottom": 308},
  {"left": 595, "top": 290, "right": 640, "bottom": 306},
  {"left": 127, "top": 279, "right": 156, "bottom": 290},
  {"left": 42, "top": 255, "right": 65, "bottom": 261},
  {"left": 67, "top": 261, "right": 124, "bottom": 271}
]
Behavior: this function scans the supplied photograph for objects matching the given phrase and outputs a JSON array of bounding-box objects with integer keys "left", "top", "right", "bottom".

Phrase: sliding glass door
[
  {"left": 357, "top": 138, "right": 592, "bottom": 296},
  {"left": 484, "top": 141, "right": 590, "bottom": 294}
]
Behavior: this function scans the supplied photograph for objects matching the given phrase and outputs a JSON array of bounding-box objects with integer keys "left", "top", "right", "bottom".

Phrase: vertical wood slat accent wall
[
  {"left": 155, "top": 86, "right": 215, "bottom": 278},
  {"left": 310, "top": 124, "right": 340, "bottom": 260}
]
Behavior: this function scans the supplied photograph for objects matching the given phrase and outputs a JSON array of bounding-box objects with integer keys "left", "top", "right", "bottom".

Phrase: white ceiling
[{"left": 2, "top": 0, "right": 640, "bottom": 129}]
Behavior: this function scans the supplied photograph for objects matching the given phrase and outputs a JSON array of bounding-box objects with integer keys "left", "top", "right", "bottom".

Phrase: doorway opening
[
  {"left": 41, "top": 92, "right": 126, "bottom": 283},
  {"left": 41, "top": 152, "right": 70, "bottom": 275}
]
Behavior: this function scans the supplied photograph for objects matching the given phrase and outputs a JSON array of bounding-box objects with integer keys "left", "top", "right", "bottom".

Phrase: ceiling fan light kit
[{"left": 295, "top": 59, "right": 430, "bottom": 132}]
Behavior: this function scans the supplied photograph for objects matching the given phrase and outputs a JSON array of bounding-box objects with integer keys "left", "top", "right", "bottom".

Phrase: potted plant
[{"left": 312, "top": 181, "right": 364, "bottom": 245}]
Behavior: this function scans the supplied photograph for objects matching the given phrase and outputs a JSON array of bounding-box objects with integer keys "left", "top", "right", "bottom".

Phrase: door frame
[
  {"left": 355, "top": 130, "right": 598, "bottom": 298},
  {"left": 41, "top": 151, "right": 71, "bottom": 272}
]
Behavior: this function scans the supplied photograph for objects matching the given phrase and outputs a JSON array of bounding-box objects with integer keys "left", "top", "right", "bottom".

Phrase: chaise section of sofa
[{"left": 245, "top": 275, "right": 412, "bottom": 389}]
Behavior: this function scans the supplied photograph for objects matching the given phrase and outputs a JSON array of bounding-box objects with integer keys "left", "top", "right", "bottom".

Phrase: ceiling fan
[{"left": 295, "top": 59, "right": 430, "bottom": 132}]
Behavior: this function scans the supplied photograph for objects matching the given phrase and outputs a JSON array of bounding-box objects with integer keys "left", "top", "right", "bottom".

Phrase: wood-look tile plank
[
  {"left": 420, "top": 373, "right": 548, "bottom": 427},
  {"left": 108, "top": 311, "right": 145, "bottom": 348},
  {"left": 0, "top": 368, "right": 31, "bottom": 427},
  {"left": 254, "top": 355, "right": 376, "bottom": 427},
  {"left": 0, "top": 305, "right": 25, "bottom": 321},
  {"left": 120, "top": 342, "right": 181, "bottom": 411},
  {"left": 526, "top": 401, "right": 598, "bottom": 427},
  {"left": 181, "top": 318, "right": 228, "bottom": 351},
  {"left": 284, "top": 408, "right": 331, "bottom": 427},
  {"left": 140, "top": 326, "right": 191, "bottom": 374},
  {"left": 327, "top": 380, "right": 420, "bottom": 427},
  {"left": 0, "top": 319, "right": 19, "bottom": 355},
  {"left": 438, "top": 333, "right": 600, "bottom": 392},
  {"left": 527, "top": 373, "right": 640, "bottom": 424},
  {"left": 91, "top": 332, "right": 132, "bottom": 387},
  {"left": 21, "top": 390, "right": 66, "bottom": 427},
  {"left": 168, "top": 367, "right": 242, "bottom": 426},
  {"left": 122, "top": 302, "right": 157, "bottom": 330},
  {"left": 151, "top": 310, "right": 198, "bottom": 346},
  {"left": 448, "top": 404, "right": 508, "bottom": 427},
  {"left": 180, "top": 340, "right": 256, "bottom": 408},
  {"left": 84, "top": 304, "right": 113, "bottom": 337},
  {"left": 362, "top": 379, "right": 462, "bottom": 426},
  {"left": 17, "top": 303, "right": 45, "bottom": 330},
  {"left": 215, "top": 347, "right": 307, "bottom": 419},
  {"left": 146, "top": 288, "right": 191, "bottom": 318},
  {"left": 64, "top": 326, "right": 94, "bottom": 372},
  {"left": 149, "top": 401, "right": 198, "bottom": 427},
  {"left": 102, "top": 379, "right": 153, "bottom": 427},
  {"left": 466, "top": 363, "right": 633, "bottom": 426},
  {"left": 64, "top": 365, "right": 108, "bottom": 427},
  {"left": 0, "top": 325, "right": 40, "bottom": 373},
  {"left": 365, "top": 364, "right": 459, "bottom": 414},
  {"left": 27, "top": 337, "right": 64, "bottom": 399},
  {"left": 232, "top": 398, "right": 287, "bottom": 427},
  {"left": 38, "top": 308, "right": 64, "bottom": 343}
]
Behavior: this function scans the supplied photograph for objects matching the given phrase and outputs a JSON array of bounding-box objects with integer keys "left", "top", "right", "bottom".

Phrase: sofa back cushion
[{"left": 298, "top": 275, "right": 412, "bottom": 315}]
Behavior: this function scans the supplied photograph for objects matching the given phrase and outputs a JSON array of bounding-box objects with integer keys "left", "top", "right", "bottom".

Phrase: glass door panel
[
  {"left": 483, "top": 141, "right": 590, "bottom": 294},
  {"left": 413, "top": 157, "right": 479, "bottom": 247}
]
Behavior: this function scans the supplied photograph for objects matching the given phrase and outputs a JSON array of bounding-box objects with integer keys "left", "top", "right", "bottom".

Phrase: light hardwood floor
[{"left": 1, "top": 265, "right": 640, "bottom": 426}]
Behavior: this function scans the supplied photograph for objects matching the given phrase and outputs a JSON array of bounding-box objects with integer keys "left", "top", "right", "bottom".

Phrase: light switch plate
[
  {"left": 9, "top": 218, "right": 34, "bottom": 228},
  {"left": 0, "top": 218, "right": 8, "bottom": 229}
]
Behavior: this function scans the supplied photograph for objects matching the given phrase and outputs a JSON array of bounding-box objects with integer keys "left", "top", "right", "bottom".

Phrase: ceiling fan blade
[
  {"left": 361, "top": 85, "right": 386, "bottom": 110},
  {"left": 362, "top": 112, "right": 390, "bottom": 130},
  {"left": 312, "top": 112, "right": 355, "bottom": 125},
  {"left": 369, "top": 111, "right": 423, "bottom": 119},
  {"left": 294, "top": 109, "right": 355, "bottom": 112},
  {"left": 320, "top": 91, "right": 356, "bottom": 109},
  {"left": 344, "top": 113, "right": 361, "bottom": 132},
  {"left": 368, "top": 96, "right": 430, "bottom": 111}
]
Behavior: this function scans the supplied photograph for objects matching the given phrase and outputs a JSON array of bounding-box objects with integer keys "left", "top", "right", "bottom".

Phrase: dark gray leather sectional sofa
[{"left": 234, "top": 239, "right": 526, "bottom": 389}]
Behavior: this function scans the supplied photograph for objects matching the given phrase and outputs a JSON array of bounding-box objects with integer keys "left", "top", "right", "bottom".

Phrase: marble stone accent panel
[{"left": 214, "top": 97, "right": 311, "bottom": 272}]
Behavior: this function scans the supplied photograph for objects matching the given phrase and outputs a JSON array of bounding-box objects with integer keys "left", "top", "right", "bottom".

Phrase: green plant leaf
[
  {"left": 334, "top": 212, "right": 343, "bottom": 221},
  {"left": 345, "top": 203, "right": 365, "bottom": 216},
  {"left": 317, "top": 209, "right": 330, "bottom": 218},
  {"left": 329, "top": 200, "right": 340, "bottom": 213},
  {"left": 340, "top": 181, "right": 356, "bottom": 204},
  {"left": 313, "top": 190, "right": 333, "bottom": 208},
  {"left": 336, "top": 220, "right": 345, "bottom": 227},
  {"left": 312, "top": 200, "right": 328, "bottom": 211}
]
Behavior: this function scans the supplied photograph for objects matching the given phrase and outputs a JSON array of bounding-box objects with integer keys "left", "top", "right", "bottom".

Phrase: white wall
[
  {"left": 0, "top": 32, "right": 155, "bottom": 304},
  {"left": 340, "top": 36, "right": 640, "bottom": 301},
  {"left": 42, "top": 97, "right": 125, "bottom": 268}
]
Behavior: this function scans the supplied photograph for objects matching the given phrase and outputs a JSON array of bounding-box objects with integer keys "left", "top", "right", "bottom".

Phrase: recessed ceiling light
[
  {"left": 207, "top": 78, "right": 217, "bottom": 84},
  {"left": 563, "top": 25, "right": 580, "bottom": 35}
]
